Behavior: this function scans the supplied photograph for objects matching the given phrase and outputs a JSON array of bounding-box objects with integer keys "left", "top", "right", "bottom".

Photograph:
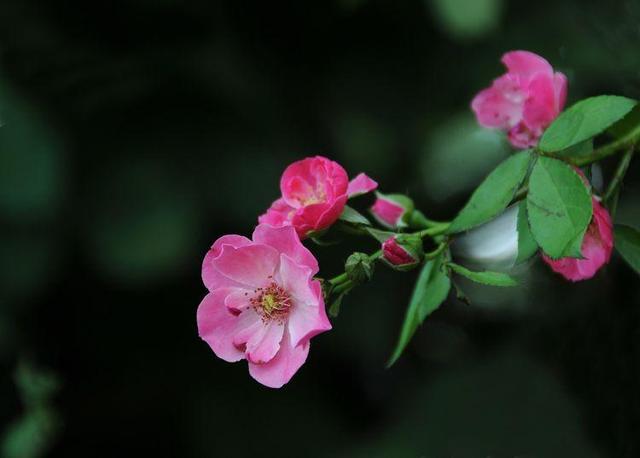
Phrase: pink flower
[
  {"left": 471, "top": 50, "right": 568, "bottom": 149},
  {"left": 370, "top": 193, "right": 413, "bottom": 229},
  {"left": 382, "top": 235, "right": 422, "bottom": 269},
  {"left": 542, "top": 198, "right": 614, "bottom": 281},
  {"left": 197, "top": 224, "right": 332, "bottom": 388},
  {"left": 259, "top": 156, "right": 377, "bottom": 238}
]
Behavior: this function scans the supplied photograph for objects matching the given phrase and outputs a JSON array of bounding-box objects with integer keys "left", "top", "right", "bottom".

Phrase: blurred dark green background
[{"left": 1, "top": 1, "right": 640, "bottom": 457}]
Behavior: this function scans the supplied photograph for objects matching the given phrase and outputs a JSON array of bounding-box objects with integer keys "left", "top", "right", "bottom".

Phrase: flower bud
[
  {"left": 345, "top": 252, "right": 375, "bottom": 284},
  {"left": 370, "top": 193, "right": 414, "bottom": 229},
  {"left": 382, "top": 234, "right": 423, "bottom": 270}
]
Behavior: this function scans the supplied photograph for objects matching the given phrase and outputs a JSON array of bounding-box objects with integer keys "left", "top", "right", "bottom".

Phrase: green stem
[
  {"left": 570, "top": 123, "right": 640, "bottom": 167},
  {"left": 415, "top": 222, "right": 450, "bottom": 238},
  {"left": 409, "top": 210, "right": 449, "bottom": 229},
  {"left": 332, "top": 279, "right": 353, "bottom": 295},
  {"left": 424, "top": 242, "right": 448, "bottom": 260},
  {"left": 603, "top": 146, "right": 634, "bottom": 203}
]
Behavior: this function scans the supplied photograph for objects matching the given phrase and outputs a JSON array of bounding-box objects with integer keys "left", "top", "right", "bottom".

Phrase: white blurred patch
[{"left": 452, "top": 204, "right": 519, "bottom": 269}]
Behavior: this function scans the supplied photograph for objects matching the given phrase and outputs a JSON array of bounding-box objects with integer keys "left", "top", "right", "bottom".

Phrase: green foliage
[
  {"left": 2, "top": 361, "right": 61, "bottom": 458},
  {"left": 527, "top": 157, "right": 592, "bottom": 259},
  {"left": 448, "top": 262, "right": 517, "bottom": 286},
  {"left": 428, "top": 0, "right": 504, "bottom": 40},
  {"left": 0, "top": 81, "right": 66, "bottom": 223},
  {"left": 339, "top": 205, "right": 371, "bottom": 226},
  {"left": 447, "top": 150, "right": 533, "bottom": 233},
  {"left": 539, "top": 95, "right": 637, "bottom": 152},
  {"left": 328, "top": 293, "right": 345, "bottom": 318},
  {"left": 553, "top": 139, "right": 594, "bottom": 160},
  {"left": 608, "top": 104, "right": 640, "bottom": 140},
  {"left": 614, "top": 224, "right": 640, "bottom": 275},
  {"left": 387, "top": 253, "right": 451, "bottom": 367},
  {"left": 364, "top": 227, "right": 395, "bottom": 243},
  {"left": 516, "top": 201, "right": 538, "bottom": 263}
]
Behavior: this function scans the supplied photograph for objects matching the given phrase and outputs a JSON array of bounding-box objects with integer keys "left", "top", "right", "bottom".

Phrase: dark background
[{"left": 1, "top": 0, "right": 640, "bottom": 457}]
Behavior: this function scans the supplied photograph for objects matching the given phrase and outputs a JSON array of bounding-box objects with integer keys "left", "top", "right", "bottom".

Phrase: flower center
[
  {"left": 250, "top": 281, "right": 292, "bottom": 322},
  {"left": 300, "top": 184, "right": 327, "bottom": 206}
]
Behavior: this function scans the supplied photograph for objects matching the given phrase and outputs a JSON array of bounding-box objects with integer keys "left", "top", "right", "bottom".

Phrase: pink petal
[
  {"left": 197, "top": 290, "right": 245, "bottom": 363},
  {"left": 287, "top": 279, "right": 332, "bottom": 348},
  {"left": 248, "top": 328, "right": 309, "bottom": 389},
  {"left": 522, "top": 72, "right": 558, "bottom": 132},
  {"left": 502, "top": 50, "right": 553, "bottom": 80},
  {"left": 282, "top": 176, "right": 315, "bottom": 208},
  {"left": 258, "top": 198, "right": 295, "bottom": 229},
  {"left": 232, "top": 308, "right": 265, "bottom": 348},
  {"left": 245, "top": 321, "right": 285, "bottom": 364},
  {"left": 471, "top": 81, "right": 523, "bottom": 130},
  {"left": 276, "top": 254, "right": 316, "bottom": 306},
  {"left": 553, "top": 72, "right": 568, "bottom": 112},
  {"left": 507, "top": 123, "right": 540, "bottom": 149},
  {"left": 212, "top": 244, "right": 279, "bottom": 288},
  {"left": 202, "top": 235, "right": 252, "bottom": 290},
  {"left": 252, "top": 224, "right": 319, "bottom": 274},
  {"left": 371, "top": 196, "right": 405, "bottom": 228},
  {"left": 347, "top": 173, "right": 378, "bottom": 198},
  {"left": 224, "top": 288, "right": 252, "bottom": 314}
]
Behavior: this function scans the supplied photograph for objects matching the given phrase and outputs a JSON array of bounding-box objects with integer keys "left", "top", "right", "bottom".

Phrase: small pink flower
[
  {"left": 542, "top": 198, "right": 614, "bottom": 281},
  {"left": 382, "top": 235, "right": 422, "bottom": 269},
  {"left": 197, "top": 224, "right": 332, "bottom": 388},
  {"left": 259, "top": 156, "right": 377, "bottom": 238},
  {"left": 370, "top": 193, "right": 413, "bottom": 229},
  {"left": 472, "top": 50, "right": 568, "bottom": 149}
]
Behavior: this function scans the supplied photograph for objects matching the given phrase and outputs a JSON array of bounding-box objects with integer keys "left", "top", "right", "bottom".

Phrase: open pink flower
[
  {"left": 259, "top": 156, "right": 377, "bottom": 238},
  {"left": 472, "top": 50, "right": 568, "bottom": 149},
  {"left": 197, "top": 224, "right": 331, "bottom": 388},
  {"left": 542, "top": 198, "right": 613, "bottom": 281}
]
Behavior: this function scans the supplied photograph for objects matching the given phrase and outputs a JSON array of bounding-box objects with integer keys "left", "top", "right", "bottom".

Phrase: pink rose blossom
[
  {"left": 542, "top": 198, "right": 614, "bottom": 281},
  {"left": 370, "top": 193, "right": 412, "bottom": 229},
  {"left": 197, "top": 224, "right": 332, "bottom": 388},
  {"left": 472, "top": 50, "right": 568, "bottom": 149},
  {"left": 259, "top": 156, "right": 377, "bottom": 238}
]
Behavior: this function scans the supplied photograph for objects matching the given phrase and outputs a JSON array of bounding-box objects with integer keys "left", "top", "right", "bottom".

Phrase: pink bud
[
  {"left": 370, "top": 193, "right": 413, "bottom": 229},
  {"left": 542, "top": 198, "right": 614, "bottom": 281},
  {"left": 382, "top": 235, "right": 421, "bottom": 268}
]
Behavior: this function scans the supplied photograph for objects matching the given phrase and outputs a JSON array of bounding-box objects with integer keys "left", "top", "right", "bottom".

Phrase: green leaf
[
  {"left": 448, "top": 262, "right": 517, "bottom": 286},
  {"left": 539, "top": 95, "right": 637, "bottom": 152},
  {"left": 328, "top": 293, "right": 345, "bottom": 318},
  {"left": 339, "top": 205, "right": 371, "bottom": 226},
  {"left": 553, "top": 139, "right": 593, "bottom": 160},
  {"left": 526, "top": 157, "right": 592, "bottom": 259},
  {"left": 614, "top": 224, "right": 640, "bottom": 275},
  {"left": 447, "top": 150, "right": 533, "bottom": 233},
  {"left": 608, "top": 104, "right": 640, "bottom": 140},
  {"left": 387, "top": 254, "right": 451, "bottom": 367},
  {"left": 364, "top": 226, "right": 395, "bottom": 242},
  {"left": 516, "top": 201, "right": 538, "bottom": 263}
]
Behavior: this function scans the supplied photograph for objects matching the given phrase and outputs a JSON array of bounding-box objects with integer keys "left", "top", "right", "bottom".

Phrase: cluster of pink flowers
[
  {"left": 198, "top": 156, "right": 377, "bottom": 387},
  {"left": 472, "top": 50, "right": 613, "bottom": 281},
  {"left": 198, "top": 50, "right": 616, "bottom": 388}
]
